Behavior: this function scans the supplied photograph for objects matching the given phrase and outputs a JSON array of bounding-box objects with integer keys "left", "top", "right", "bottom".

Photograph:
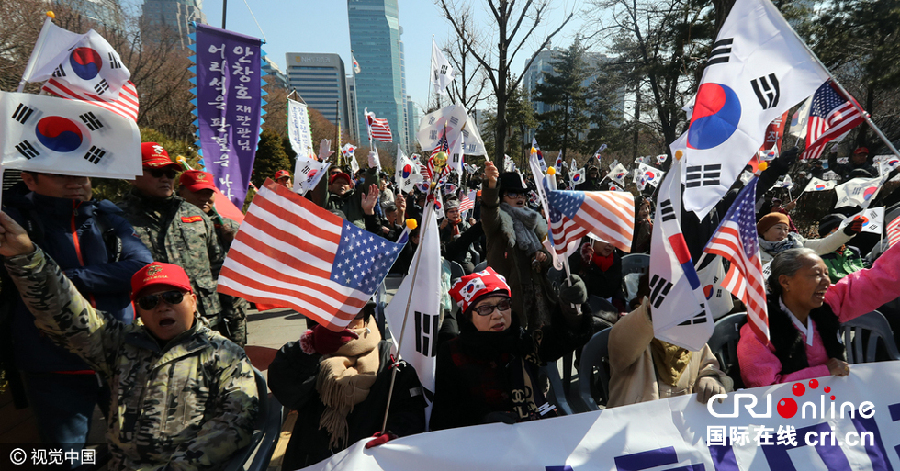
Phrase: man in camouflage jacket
[
  {"left": 0, "top": 211, "right": 258, "bottom": 470},
  {"left": 118, "top": 143, "right": 224, "bottom": 332},
  {"left": 179, "top": 169, "right": 248, "bottom": 346}
]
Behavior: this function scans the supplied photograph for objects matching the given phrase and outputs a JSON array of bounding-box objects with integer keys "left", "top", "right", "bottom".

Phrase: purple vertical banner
[{"left": 190, "top": 23, "right": 264, "bottom": 208}]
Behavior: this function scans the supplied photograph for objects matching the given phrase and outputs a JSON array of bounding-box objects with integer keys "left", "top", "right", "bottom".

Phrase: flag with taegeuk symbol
[
  {"left": 217, "top": 179, "right": 405, "bottom": 331},
  {"left": 0, "top": 91, "right": 140, "bottom": 178},
  {"left": 703, "top": 177, "right": 770, "bottom": 345},
  {"left": 547, "top": 190, "right": 635, "bottom": 254}
]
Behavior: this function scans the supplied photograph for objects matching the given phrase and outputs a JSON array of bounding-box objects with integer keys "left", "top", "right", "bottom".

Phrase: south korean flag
[
  {"left": 27, "top": 26, "right": 130, "bottom": 99},
  {"left": 649, "top": 157, "right": 712, "bottom": 351},
  {"left": 0, "top": 91, "right": 140, "bottom": 178}
]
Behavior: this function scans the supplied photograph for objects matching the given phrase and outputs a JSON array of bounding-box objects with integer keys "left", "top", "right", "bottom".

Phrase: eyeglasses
[
  {"left": 505, "top": 191, "right": 526, "bottom": 199},
  {"left": 146, "top": 169, "right": 177, "bottom": 179},
  {"left": 137, "top": 290, "right": 185, "bottom": 310},
  {"left": 473, "top": 298, "right": 512, "bottom": 317}
]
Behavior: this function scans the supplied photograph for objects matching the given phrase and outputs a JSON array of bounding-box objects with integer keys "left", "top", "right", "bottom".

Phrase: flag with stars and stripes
[
  {"left": 217, "top": 179, "right": 405, "bottom": 331},
  {"left": 547, "top": 190, "right": 635, "bottom": 254},
  {"left": 649, "top": 158, "right": 711, "bottom": 351},
  {"left": 703, "top": 177, "right": 770, "bottom": 345},
  {"left": 458, "top": 190, "right": 475, "bottom": 212},
  {"left": 800, "top": 81, "right": 864, "bottom": 161},
  {"left": 887, "top": 216, "right": 900, "bottom": 249}
]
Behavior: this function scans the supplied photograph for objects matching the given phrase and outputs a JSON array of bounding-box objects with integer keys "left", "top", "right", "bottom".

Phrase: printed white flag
[
  {"left": 650, "top": 158, "right": 712, "bottom": 350},
  {"left": 787, "top": 94, "right": 813, "bottom": 140},
  {"left": 385, "top": 206, "right": 441, "bottom": 425},
  {"left": 637, "top": 163, "right": 665, "bottom": 188},
  {"left": 503, "top": 154, "right": 516, "bottom": 172},
  {"left": 671, "top": 0, "right": 829, "bottom": 219},
  {"left": 570, "top": 167, "right": 586, "bottom": 188},
  {"left": 840, "top": 207, "right": 884, "bottom": 235},
  {"left": 696, "top": 255, "right": 735, "bottom": 320},
  {"left": 609, "top": 162, "right": 628, "bottom": 186},
  {"left": 416, "top": 104, "right": 467, "bottom": 151},
  {"left": 0, "top": 91, "right": 139, "bottom": 178},
  {"left": 287, "top": 99, "right": 313, "bottom": 157},
  {"left": 834, "top": 176, "right": 883, "bottom": 208},
  {"left": 395, "top": 148, "right": 423, "bottom": 194},
  {"left": 26, "top": 25, "right": 130, "bottom": 99},
  {"left": 431, "top": 40, "right": 455, "bottom": 96},
  {"left": 802, "top": 177, "right": 836, "bottom": 192},
  {"left": 460, "top": 116, "right": 487, "bottom": 157},
  {"left": 292, "top": 155, "right": 329, "bottom": 196}
]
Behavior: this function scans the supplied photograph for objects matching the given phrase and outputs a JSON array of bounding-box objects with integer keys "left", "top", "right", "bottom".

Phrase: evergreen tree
[
  {"left": 251, "top": 129, "right": 292, "bottom": 188},
  {"left": 534, "top": 39, "right": 593, "bottom": 157}
]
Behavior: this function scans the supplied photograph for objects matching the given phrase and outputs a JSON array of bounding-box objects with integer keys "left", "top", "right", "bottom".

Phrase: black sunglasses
[
  {"left": 505, "top": 191, "right": 526, "bottom": 198},
  {"left": 473, "top": 298, "right": 512, "bottom": 317},
  {"left": 137, "top": 290, "right": 185, "bottom": 310},
  {"left": 146, "top": 169, "right": 177, "bottom": 179}
]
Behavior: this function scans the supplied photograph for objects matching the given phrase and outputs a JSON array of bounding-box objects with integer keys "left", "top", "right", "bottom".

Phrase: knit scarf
[
  {"left": 650, "top": 338, "right": 693, "bottom": 387},
  {"left": 759, "top": 233, "right": 800, "bottom": 255},
  {"left": 499, "top": 203, "right": 546, "bottom": 255},
  {"left": 316, "top": 318, "right": 381, "bottom": 450}
]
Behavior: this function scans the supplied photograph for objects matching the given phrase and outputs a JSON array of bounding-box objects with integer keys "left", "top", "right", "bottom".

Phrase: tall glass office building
[
  {"left": 141, "top": 0, "right": 207, "bottom": 48},
  {"left": 348, "top": 0, "right": 407, "bottom": 152}
]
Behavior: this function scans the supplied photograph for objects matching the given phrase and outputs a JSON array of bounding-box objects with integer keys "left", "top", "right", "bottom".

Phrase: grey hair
[{"left": 768, "top": 248, "right": 819, "bottom": 297}]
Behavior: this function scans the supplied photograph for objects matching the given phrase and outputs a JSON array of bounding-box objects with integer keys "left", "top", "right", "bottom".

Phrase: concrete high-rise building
[
  {"left": 62, "top": 0, "right": 122, "bottom": 29},
  {"left": 262, "top": 57, "right": 289, "bottom": 89},
  {"left": 406, "top": 97, "right": 421, "bottom": 152},
  {"left": 346, "top": 75, "right": 360, "bottom": 142},
  {"left": 286, "top": 53, "right": 351, "bottom": 132},
  {"left": 348, "top": 0, "right": 408, "bottom": 152},
  {"left": 141, "top": 0, "right": 206, "bottom": 48},
  {"left": 523, "top": 48, "right": 626, "bottom": 139}
]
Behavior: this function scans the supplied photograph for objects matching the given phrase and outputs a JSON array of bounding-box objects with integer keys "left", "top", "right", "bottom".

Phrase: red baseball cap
[
  {"left": 853, "top": 147, "right": 869, "bottom": 155},
  {"left": 449, "top": 267, "right": 512, "bottom": 315},
  {"left": 141, "top": 142, "right": 180, "bottom": 170},
  {"left": 330, "top": 172, "right": 352, "bottom": 185},
  {"left": 179, "top": 170, "right": 217, "bottom": 192},
  {"left": 275, "top": 170, "right": 291, "bottom": 180},
  {"left": 131, "top": 262, "right": 193, "bottom": 301}
]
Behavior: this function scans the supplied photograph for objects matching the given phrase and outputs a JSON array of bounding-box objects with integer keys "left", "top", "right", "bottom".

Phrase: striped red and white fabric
[
  {"left": 800, "top": 81, "right": 863, "bottom": 161},
  {"left": 703, "top": 178, "right": 770, "bottom": 345},
  {"left": 546, "top": 190, "right": 635, "bottom": 253},
  {"left": 217, "top": 179, "right": 405, "bottom": 331},
  {"left": 365, "top": 111, "right": 392, "bottom": 142},
  {"left": 887, "top": 217, "right": 900, "bottom": 248},
  {"left": 41, "top": 79, "right": 139, "bottom": 121},
  {"left": 458, "top": 190, "right": 475, "bottom": 212}
]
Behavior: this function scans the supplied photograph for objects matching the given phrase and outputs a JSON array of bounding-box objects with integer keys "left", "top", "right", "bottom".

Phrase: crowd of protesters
[{"left": 4, "top": 140, "right": 900, "bottom": 470}]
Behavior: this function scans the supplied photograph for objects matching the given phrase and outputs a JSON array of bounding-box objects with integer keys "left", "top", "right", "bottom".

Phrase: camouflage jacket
[
  {"left": 118, "top": 191, "right": 223, "bottom": 326},
  {"left": 5, "top": 247, "right": 258, "bottom": 470}
]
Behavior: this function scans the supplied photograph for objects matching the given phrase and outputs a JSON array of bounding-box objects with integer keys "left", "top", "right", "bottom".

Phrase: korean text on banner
[{"left": 193, "top": 23, "right": 264, "bottom": 208}]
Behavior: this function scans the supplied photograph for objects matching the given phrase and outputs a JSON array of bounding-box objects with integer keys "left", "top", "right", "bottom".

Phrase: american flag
[
  {"left": 42, "top": 79, "right": 139, "bottom": 121},
  {"left": 887, "top": 216, "right": 900, "bottom": 248},
  {"left": 458, "top": 190, "right": 476, "bottom": 212},
  {"left": 365, "top": 109, "right": 392, "bottom": 142},
  {"left": 217, "top": 179, "right": 404, "bottom": 331},
  {"left": 702, "top": 178, "right": 770, "bottom": 345},
  {"left": 800, "top": 81, "right": 864, "bottom": 161},
  {"left": 546, "top": 190, "right": 635, "bottom": 254}
]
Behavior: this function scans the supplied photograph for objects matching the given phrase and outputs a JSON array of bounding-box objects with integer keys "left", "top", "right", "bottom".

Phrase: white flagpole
[
  {"left": 17, "top": 12, "right": 56, "bottom": 93},
  {"left": 381, "top": 200, "right": 436, "bottom": 433}
]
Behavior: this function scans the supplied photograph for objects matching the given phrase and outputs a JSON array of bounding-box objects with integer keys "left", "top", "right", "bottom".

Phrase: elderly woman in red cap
[
  {"left": 0, "top": 212, "right": 257, "bottom": 470},
  {"left": 757, "top": 211, "right": 862, "bottom": 264},
  {"left": 430, "top": 267, "right": 591, "bottom": 430}
]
